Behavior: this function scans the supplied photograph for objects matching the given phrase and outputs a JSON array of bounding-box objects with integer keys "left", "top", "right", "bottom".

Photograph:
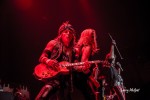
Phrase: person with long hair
[
  {"left": 35, "top": 21, "right": 77, "bottom": 100},
  {"left": 73, "top": 28, "right": 100, "bottom": 100}
]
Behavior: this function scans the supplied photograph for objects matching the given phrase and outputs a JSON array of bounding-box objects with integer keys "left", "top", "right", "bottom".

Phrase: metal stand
[{"left": 108, "top": 33, "right": 124, "bottom": 60}]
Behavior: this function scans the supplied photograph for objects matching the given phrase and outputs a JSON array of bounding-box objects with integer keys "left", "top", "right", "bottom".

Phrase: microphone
[{"left": 116, "top": 62, "right": 123, "bottom": 71}]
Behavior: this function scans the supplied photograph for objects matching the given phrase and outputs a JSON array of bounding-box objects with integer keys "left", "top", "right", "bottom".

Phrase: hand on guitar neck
[{"left": 81, "top": 61, "right": 91, "bottom": 74}]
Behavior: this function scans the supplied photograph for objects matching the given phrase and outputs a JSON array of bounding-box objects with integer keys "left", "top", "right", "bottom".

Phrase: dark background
[{"left": 0, "top": 0, "right": 149, "bottom": 99}]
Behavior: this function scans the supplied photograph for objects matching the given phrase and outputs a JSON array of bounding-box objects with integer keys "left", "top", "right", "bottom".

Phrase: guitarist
[{"left": 35, "top": 21, "right": 78, "bottom": 100}]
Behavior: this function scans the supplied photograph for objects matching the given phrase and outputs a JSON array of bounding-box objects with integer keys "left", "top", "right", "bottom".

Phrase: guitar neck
[{"left": 63, "top": 60, "right": 103, "bottom": 67}]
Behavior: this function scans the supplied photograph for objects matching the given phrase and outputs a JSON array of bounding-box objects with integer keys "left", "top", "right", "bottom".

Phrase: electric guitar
[{"left": 33, "top": 60, "right": 103, "bottom": 81}]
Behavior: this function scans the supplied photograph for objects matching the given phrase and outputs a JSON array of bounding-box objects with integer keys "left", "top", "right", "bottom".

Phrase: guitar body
[
  {"left": 33, "top": 61, "right": 70, "bottom": 80},
  {"left": 33, "top": 60, "right": 102, "bottom": 81}
]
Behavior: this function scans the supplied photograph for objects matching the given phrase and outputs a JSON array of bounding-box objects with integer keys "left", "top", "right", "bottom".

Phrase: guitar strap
[{"left": 50, "top": 41, "right": 63, "bottom": 60}]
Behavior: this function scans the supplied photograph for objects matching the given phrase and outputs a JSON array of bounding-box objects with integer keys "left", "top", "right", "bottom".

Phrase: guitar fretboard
[{"left": 62, "top": 60, "right": 103, "bottom": 67}]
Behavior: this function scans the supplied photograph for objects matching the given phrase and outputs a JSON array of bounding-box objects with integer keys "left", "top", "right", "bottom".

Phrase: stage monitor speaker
[{"left": 0, "top": 92, "right": 14, "bottom": 100}]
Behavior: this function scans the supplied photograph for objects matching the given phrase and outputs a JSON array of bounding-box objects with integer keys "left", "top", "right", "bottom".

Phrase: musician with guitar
[{"left": 35, "top": 21, "right": 78, "bottom": 100}]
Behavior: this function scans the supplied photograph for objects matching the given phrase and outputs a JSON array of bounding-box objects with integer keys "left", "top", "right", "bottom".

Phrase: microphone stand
[
  {"left": 108, "top": 33, "right": 124, "bottom": 60},
  {"left": 108, "top": 33, "right": 124, "bottom": 72}
]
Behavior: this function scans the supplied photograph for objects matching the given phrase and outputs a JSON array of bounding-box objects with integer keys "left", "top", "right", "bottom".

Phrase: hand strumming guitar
[{"left": 46, "top": 59, "right": 59, "bottom": 70}]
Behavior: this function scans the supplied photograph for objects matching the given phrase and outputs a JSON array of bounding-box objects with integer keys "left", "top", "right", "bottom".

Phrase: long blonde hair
[{"left": 77, "top": 28, "right": 99, "bottom": 55}]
